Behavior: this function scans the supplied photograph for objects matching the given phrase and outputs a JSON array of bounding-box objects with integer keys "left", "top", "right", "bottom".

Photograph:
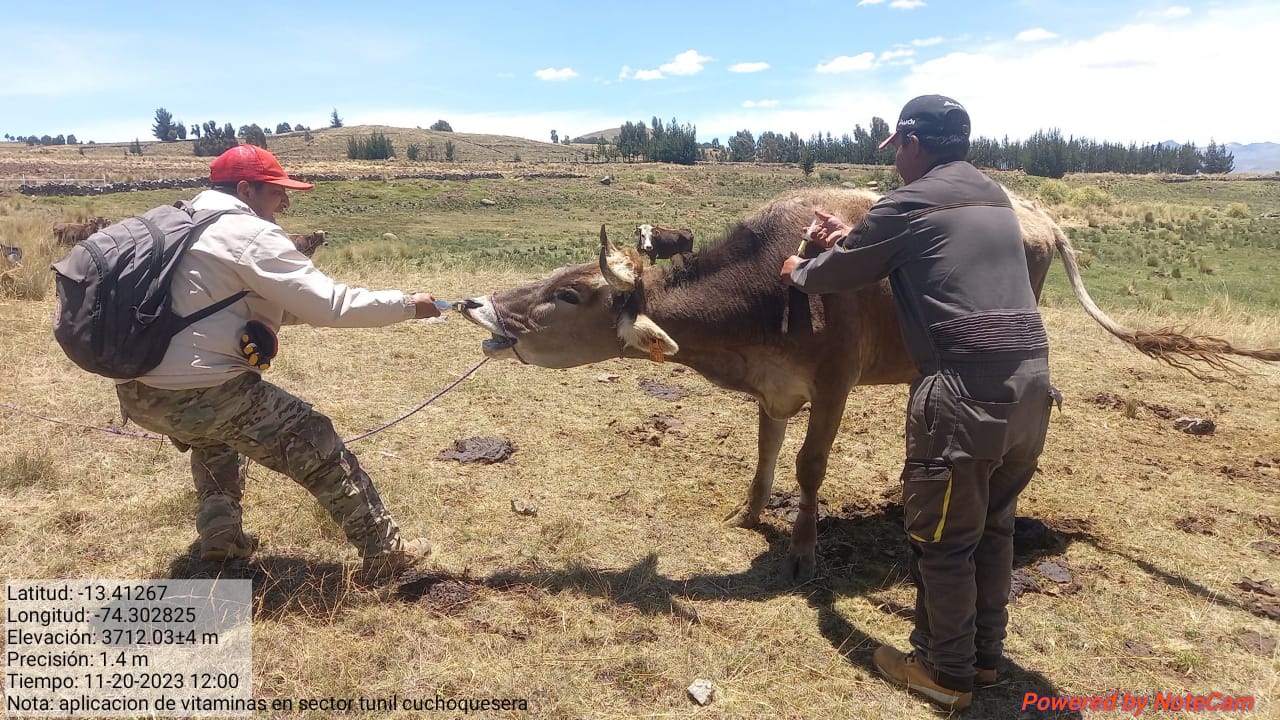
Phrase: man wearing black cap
[{"left": 781, "top": 95, "right": 1053, "bottom": 710}]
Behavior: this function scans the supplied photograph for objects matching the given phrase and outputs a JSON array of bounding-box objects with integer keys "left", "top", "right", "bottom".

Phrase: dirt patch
[
  {"left": 1090, "top": 391, "right": 1191, "bottom": 422},
  {"left": 630, "top": 413, "right": 687, "bottom": 446},
  {"left": 1236, "top": 630, "right": 1277, "bottom": 656},
  {"left": 1257, "top": 515, "right": 1280, "bottom": 536},
  {"left": 1174, "top": 515, "right": 1215, "bottom": 535},
  {"left": 396, "top": 572, "right": 481, "bottom": 614},
  {"left": 1249, "top": 540, "right": 1280, "bottom": 557},
  {"left": 638, "top": 379, "right": 691, "bottom": 401},
  {"left": 436, "top": 436, "right": 517, "bottom": 464},
  {"left": 763, "top": 491, "right": 830, "bottom": 522},
  {"left": 1010, "top": 569, "right": 1041, "bottom": 599},
  {"left": 1124, "top": 640, "right": 1155, "bottom": 657}
]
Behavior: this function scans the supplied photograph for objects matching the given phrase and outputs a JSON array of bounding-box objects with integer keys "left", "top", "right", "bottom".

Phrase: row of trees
[
  {"left": 968, "top": 131, "right": 1234, "bottom": 176},
  {"left": 154, "top": 108, "right": 316, "bottom": 145},
  {"left": 5, "top": 133, "right": 82, "bottom": 145},
  {"left": 579, "top": 113, "right": 1235, "bottom": 176},
  {"left": 610, "top": 117, "right": 698, "bottom": 164}
]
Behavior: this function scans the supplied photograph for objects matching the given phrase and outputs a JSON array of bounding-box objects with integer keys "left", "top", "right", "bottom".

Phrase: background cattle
[
  {"left": 52, "top": 217, "right": 111, "bottom": 246},
  {"left": 289, "top": 230, "right": 328, "bottom": 258},
  {"left": 634, "top": 224, "right": 693, "bottom": 263}
]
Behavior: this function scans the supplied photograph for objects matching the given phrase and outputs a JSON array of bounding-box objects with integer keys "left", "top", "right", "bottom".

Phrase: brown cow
[
  {"left": 634, "top": 224, "right": 693, "bottom": 263},
  {"left": 52, "top": 217, "right": 111, "bottom": 246},
  {"left": 459, "top": 187, "right": 1279, "bottom": 581},
  {"left": 288, "top": 230, "right": 328, "bottom": 258}
]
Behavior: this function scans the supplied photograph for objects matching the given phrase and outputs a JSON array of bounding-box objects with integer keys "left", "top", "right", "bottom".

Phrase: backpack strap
[{"left": 169, "top": 206, "right": 252, "bottom": 330}]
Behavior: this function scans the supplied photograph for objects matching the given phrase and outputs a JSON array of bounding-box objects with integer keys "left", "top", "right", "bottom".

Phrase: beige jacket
[{"left": 127, "top": 189, "right": 412, "bottom": 390}]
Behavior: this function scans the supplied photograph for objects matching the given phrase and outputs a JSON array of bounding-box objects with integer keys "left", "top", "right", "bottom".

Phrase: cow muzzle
[{"left": 458, "top": 295, "right": 520, "bottom": 357}]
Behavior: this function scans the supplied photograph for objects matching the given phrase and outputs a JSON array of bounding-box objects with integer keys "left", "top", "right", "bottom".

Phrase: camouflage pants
[{"left": 116, "top": 373, "right": 402, "bottom": 557}]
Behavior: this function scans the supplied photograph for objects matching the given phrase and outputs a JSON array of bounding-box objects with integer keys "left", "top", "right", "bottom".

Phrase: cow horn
[{"left": 599, "top": 224, "right": 637, "bottom": 291}]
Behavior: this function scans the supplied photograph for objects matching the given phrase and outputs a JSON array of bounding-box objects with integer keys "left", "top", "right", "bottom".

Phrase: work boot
[
  {"left": 975, "top": 666, "right": 998, "bottom": 686},
  {"left": 196, "top": 493, "right": 258, "bottom": 562},
  {"left": 873, "top": 645, "right": 972, "bottom": 711},
  {"left": 200, "top": 528, "right": 259, "bottom": 562},
  {"left": 357, "top": 537, "right": 432, "bottom": 584}
]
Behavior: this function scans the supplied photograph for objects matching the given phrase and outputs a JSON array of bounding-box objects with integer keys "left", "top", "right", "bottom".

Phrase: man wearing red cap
[
  {"left": 116, "top": 144, "right": 440, "bottom": 583},
  {"left": 781, "top": 95, "right": 1054, "bottom": 710}
]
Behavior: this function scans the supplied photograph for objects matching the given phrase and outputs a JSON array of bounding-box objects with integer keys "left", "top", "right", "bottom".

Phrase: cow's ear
[{"left": 618, "top": 313, "right": 678, "bottom": 356}]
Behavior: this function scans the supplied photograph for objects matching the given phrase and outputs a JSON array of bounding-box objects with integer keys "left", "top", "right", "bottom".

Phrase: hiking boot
[
  {"left": 357, "top": 537, "right": 432, "bottom": 584},
  {"left": 975, "top": 666, "right": 998, "bottom": 686},
  {"left": 199, "top": 528, "right": 259, "bottom": 562},
  {"left": 873, "top": 645, "right": 972, "bottom": 711},
  {"left": 197, "top": 493, "right": 257, "bottom": 561}
]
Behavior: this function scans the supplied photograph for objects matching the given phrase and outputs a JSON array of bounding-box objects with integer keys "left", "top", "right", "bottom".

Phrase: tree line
[
  {"left": 4, "top": 106, "right": 1236, "bottom": 176},
  {"left": 693, "top": 122, "right": 1233, "bottom": 176}
]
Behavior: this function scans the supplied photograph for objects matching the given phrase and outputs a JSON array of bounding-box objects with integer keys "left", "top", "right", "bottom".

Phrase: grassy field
[{"left": 1, "top": 151, "right": 1278, "bottom": 719}]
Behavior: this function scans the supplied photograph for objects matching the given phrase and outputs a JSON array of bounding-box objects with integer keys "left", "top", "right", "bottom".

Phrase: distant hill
[
  {"left": 1226, "top": 142, "right": 1280, "bottom": 174},
  {"left": 572, "top": 128, "right": 620, "bottom": 143}
]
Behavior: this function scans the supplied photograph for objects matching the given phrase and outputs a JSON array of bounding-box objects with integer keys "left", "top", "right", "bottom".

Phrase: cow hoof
[
  {"left": 723, "top": 504, "right": 760, "bottom": 528},
  {"left": 782, "top": 552, "right": 817, "bottom": 584}
]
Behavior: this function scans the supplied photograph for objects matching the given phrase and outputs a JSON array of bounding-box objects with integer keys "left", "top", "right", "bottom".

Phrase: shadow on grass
[
  {"left": 165, "top": 541, "right": 358, "bottom": 621},
  {"left": 468, "top": 502, "right": 1091, "bottom": 716}
]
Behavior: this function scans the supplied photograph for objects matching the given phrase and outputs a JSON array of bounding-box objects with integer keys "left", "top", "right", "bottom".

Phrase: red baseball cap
[{"left": 209, "top": 144, "right": 314, "bottom": 190}]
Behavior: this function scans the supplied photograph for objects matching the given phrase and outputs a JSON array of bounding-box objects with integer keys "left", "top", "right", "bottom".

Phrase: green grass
[{"left": 10, "top": 165, "right": 1280, "bottom": 315}]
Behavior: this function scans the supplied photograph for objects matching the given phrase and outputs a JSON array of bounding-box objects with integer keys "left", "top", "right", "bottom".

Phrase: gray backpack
[{"left": 52, "top": 202, "right": 248, "bottom": 379}]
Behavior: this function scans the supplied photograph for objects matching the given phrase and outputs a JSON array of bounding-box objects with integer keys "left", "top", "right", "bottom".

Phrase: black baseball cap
[{"left": 878, "top": 94, "right": 971, "bottom": 150}]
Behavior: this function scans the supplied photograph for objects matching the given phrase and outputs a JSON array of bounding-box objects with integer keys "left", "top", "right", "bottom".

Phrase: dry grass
[{"left": 2, "top": 161, "right": 1278, "bottom": 719}]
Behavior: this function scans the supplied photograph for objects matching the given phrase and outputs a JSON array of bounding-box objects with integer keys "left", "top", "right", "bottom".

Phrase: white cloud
[
  {"left": 816, "top": 52, "right": 877, "bottom": 73},
  {"left": 898, "top": 3, "right": 1280, "bottom": 145},
  {"left": 857, "top": 0, "right": 886, "bottom": 5},
  {"left": 742, "top": 100, "right": 780, "bottom": 108},
  {"left": 618, "top": 66, "right": 632, "bottom": 80},
  {"left": 660, "top": 49, "right": 712, "bottom": 76},
  {"left": 625, "top": 49, "right": 711, "bottom": 81},
  {"left": 730, "top": 62, "right": 770, "bottom": 73},
  {"left": 889, "top": 0, "right": 926, "bottom": 9},
  {"left": 913, "top": 36, "right": 945, "bottom": 47},
  {"left": 1016, "top": 28, "right": 1057, "bottom": 42},
  {"left": 534, "top": 67, "right": 578, "bottom": 81},
  {"left": 879, "top": 48, "right": 915, "bottom": 62},
  {"left": 1165, "top": 6, "right": 1191, "bottom": 18}
]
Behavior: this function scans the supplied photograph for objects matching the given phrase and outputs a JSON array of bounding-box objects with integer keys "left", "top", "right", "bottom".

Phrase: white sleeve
[{"left": 234, "top": 226, "right": 413, "bottom": 327}]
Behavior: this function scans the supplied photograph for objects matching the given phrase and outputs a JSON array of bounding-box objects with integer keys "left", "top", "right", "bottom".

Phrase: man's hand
[
  {"left": 239, "top": 320, "right": 278, "bottom": 371},
  {"left": 810, "top": 210, "right": 851, "bottom": 249},
  {"left": 410, "top": 292, "right": 442, "bottom": 319},
  {"left": 780, "top": 255, "right": 803, "bottom": 286}
]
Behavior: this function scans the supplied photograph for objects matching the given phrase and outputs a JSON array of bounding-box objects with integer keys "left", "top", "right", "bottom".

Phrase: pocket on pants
[
  {"left": 902, "top": 461, "right": 955, "bottom": 544},
  {"left": 905, "top": 374, "right": 954, "bottom": 461},
  {"left": 953, "top": 395, "right": 1017, "bottom": 461}
]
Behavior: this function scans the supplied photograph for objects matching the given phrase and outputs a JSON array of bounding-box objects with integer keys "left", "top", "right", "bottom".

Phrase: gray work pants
[{"left": 900, "top": 357, "right": 1052, "bottom": 692}]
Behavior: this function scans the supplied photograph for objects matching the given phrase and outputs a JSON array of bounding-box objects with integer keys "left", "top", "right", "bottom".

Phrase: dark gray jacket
[{"left": 790, "top": 161, "right": 1047, "bottom": 374}]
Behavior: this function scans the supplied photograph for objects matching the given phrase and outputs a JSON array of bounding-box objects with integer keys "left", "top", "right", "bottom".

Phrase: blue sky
[{"left": 2, "top": 1, "right": 1274, "bottom": 147}]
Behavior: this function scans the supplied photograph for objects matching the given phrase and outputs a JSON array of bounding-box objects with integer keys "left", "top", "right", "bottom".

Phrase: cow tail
[{"left": 1053, "top": 226, "right": 1280, "bottom": 377}]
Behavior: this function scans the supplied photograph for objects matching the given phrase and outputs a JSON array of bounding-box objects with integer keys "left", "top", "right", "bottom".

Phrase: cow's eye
[{"left": 555, "top": 289, "right": 580, "bottom": 305}]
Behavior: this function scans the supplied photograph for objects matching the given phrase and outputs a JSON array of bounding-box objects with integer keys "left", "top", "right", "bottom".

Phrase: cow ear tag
[{"left": 650, "top": 338, "right": 665, "bottom": 363}]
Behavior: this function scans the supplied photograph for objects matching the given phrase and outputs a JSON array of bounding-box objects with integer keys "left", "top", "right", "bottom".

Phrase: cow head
[
  {"left": 635, "top": 223, "right": 654, "bottom": 254},
  {"left": 459, "top": 225, "right": 677, "bottom": 368},
  {"left": 289, "top": 230, "right": 328, "bottom": 258}
]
